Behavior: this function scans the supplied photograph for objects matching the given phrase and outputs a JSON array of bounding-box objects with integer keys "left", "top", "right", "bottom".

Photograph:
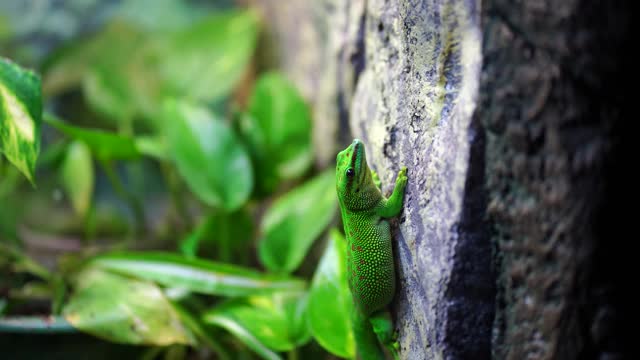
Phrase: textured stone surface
[
  {"left": 480, "top": 1, "right": 631, "bottom": 359},
  {"left": 255, "top": 0, "right": 494, "bottom": 359},
  {"left": 349, "top": 1, "right": 493, "bottom": 359},
  {"left": 253, "top": 0, "right": 632, "bottom": 359}
]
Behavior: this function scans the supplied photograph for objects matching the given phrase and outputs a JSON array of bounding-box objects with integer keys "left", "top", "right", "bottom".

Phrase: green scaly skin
[{"left": 336, "top": 139, "right": 407, "bottom": 360}]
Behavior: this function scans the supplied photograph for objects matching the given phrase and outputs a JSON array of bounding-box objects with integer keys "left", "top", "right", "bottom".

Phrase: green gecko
[{"left": 336, "top": 139, "right": 408, "bottom": 360}]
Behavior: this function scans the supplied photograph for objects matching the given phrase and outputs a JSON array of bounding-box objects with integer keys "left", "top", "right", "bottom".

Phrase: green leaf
[
  {"left": 160, "top": 10, "right": 258, "bottom": 103},
  {"left": 308, "top": 229, "right": 355, "bottom": 358},
  {"left": 203, "top": 291, "right": 310, "bottom": 359},
  {"left": 63, "top": 268, "right": 193, "bottom": 345},
  {"left": 280, "top": 292, "right": 312, "bottom": 349},
  {"left": 0, "top": 57, "right": 41, "bottom": 183},
  {"left": 61, "top": 141, "right": 94, "bottom": 216},
  {"left": 45, "top": 114, "right": 140, "bottom": 160},
  {"left": 90, "top": 251, "right": 306, "bottom": 297},
  {"left": 43, "top": 22, "right": 163, "bottom": 123},
  {"left": 163, "top": 99, "right": 253, "bottom": 211},
  {"left": 0, "top": 243, "right": 52, "bottom": 280},
  {"left": 70, "top": 23, "right": 146, "bottom": 122},
  {"left": 80, "top": 29, "right": 163, "bottom": 123},
  {"left": 204, "top": 305, "right": 282, "bottom": 360},
  {"left": 82, "top": 64, "right": 136, "bottom": 123},
  {"left": 170, "top": 301, "right": 231, "bottom": 360},
  {"left": 37, "top": 139, "right": 68, "bottom": 168},
  {"left": 42, "top": 22, "right": 144, "bottom": 96},
  {"left": 258, "top": 170, "right": 337, "bottom": 273},
  {"left": 43, "top": 10, "right": 257, "bottom": 124},
  {"left": 135, "top": 135, "right": 168, "bottom": 160},
  {"left": 179, "top": 222, "right": 205, "bottom": 259},
  {"left": 240, "top": 72, "right": 312, "bottom": 194}
]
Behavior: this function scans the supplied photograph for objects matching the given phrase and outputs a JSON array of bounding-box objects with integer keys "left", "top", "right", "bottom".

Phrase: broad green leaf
[
  {"left": 240, "top": 72, "right": 312, "bottom": 194},
  {"left": 258, "top": 170, "right": 338, "bottom": 273},
  {"left": 76, "top": 24, "right": 147, "bottom": 122},
  {"left": 163, "top": 99, "right": 252, "bottom": 211},
  {"left": 90, "top": 251, "right": 306, "bottom": 297},
  {"left": 43, "top": 10, "right": 257, "bottom": 124},
  {"left": 308, "top": 229, "right": 355, "bottom": 358},
  {"left": 61, "top": 141, "right": 94, "bottom": 216},
  {"left": 82, "top": 64, "right": 136, "bottom": 123},
  {"left": 43, "top": 22, "right": 162, "bottom": 122},
  {"left": 203, "top": 291, "right": 310, "bottom": 359},
  {"left": 0, "top": 57, "right": 41, "bottom": 182},
  {"left": 81, "top": 33, "right": 164, "bottom": 123},
  {"left": 45, "top": 114, "right": 140, "bottom": 160},
  {"left": 160, "top": 10, "right": 258, "bottom": 103},
  {"left": 42, "top": 22, "right": 144, "bottom": 95},
  {"left": 64, "top": 268, "right": 193, "bottom": 345},
  {"left": 179, "top": 209, "right": 253, "bottom": 262}
]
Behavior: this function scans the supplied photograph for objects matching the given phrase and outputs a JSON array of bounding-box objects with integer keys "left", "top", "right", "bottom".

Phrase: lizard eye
[{"left": 346, "top": 168, "right": 355, "bottom": 177}]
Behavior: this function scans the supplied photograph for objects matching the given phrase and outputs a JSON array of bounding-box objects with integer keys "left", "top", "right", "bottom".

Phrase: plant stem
[
  {"left": 100, "top": 159, "right": 145, "bottom": 237},
  {"left": 84, "top": 204, "right": 97, "bottom": 245},
  {"left": 161, "top": 161, "right": 191, "bottom": 229},
  {"left": 219, "top": 212, "right": 231, "bottom": 262}
]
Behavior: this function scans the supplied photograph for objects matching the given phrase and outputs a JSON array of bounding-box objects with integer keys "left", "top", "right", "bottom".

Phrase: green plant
[{"left": 1, "top": 6, "right": 354, "bottom": 360}]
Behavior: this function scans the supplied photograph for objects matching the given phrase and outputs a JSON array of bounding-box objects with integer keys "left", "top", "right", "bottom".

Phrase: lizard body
[{"left": 336, "top": 139, "right": 407, "bottom": 359}]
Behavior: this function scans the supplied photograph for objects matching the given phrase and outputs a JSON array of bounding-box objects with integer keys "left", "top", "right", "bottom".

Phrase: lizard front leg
[{"left": 376, "top": 167, "right": 408, "bottom": 218}]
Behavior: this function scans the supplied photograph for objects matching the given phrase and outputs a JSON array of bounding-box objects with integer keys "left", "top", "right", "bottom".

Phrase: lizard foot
[{"left": 396, "top": 166, "right": 408, "bottom": 190}]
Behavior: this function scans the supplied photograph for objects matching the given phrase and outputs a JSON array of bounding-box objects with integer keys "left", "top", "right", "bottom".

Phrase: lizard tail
[{"left": 352, "top": 309, "right": 386, "bottom": 360}]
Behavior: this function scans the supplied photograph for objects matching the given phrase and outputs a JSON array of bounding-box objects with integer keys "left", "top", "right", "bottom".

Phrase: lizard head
[{"left": 336, "top": 138, "right": 370, "bottom": 203}]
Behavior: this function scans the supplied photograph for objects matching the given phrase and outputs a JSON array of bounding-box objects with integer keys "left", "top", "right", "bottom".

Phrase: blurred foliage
[
  {"left": 0, "top": 2, "right": 355, "bottom": 359},
  {"left": 163, "top": 99, "right": 253, "bottom": 211},
  {"left": 240, "top": 72, "right": 313, "bottom": 195},
  {"left": 0, "top": 57, "right": 41, "bottom": 182},
  {"left": 61, "top": 140, "right": 94, "bottom": 217},
  {"left": 308, "top": 230, "right": 355, "bottom": 358},
  {"left": 204, "top": 291, "right": 311, "bottom": 356},
  {"left": 258, "top": 171, "right": 337, "bottom": 274},
  {"left": 63, "top": 268, "right": 194, "bottom": 345}
]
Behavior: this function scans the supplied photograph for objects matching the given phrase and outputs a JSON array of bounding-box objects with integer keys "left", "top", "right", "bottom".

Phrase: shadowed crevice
[{"left": 442, "top": 116, "right": 494, "bottom": 360}]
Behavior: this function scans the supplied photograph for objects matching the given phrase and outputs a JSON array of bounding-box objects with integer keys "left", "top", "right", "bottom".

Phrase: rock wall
[
  {"left": 348, "top": 1, "right": 493, "bottom": 359},
  {"left": 480, "top": 1, "right": 631, "bottom": 358},
  {"left": 253, "top": 0, "right": 631, "bottom": 358},
  {"left": 253, "top": 1, "right": 493, "bottom": 358}
]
